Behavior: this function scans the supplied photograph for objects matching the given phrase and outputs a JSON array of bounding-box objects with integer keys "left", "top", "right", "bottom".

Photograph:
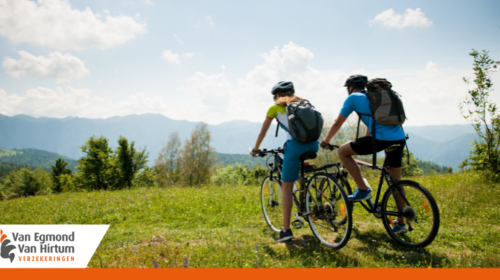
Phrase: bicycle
[
  {"left": 323, "top": 143, "right": 440, "bottom": 248},
  {"left": 255, "top": 147, "right": 352, "bottom": 249}
]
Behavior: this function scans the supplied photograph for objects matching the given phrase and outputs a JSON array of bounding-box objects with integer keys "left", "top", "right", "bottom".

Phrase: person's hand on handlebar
[
  {"left": 250, "top": 148, "right": 261, "bottom": 157},
  {"left": 320, "top": 141, "right": 332, "bottom": 150}
]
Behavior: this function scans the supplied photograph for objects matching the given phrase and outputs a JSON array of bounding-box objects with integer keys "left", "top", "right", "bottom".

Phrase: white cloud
[
  {"left": 161, "top": 50, "right": 180, "bottom": 65},
  {"left": 370, "top": 8, "right": 433, "bottom": 29},
  {"left": 193, "top": 16, "right": 214, "bottom": 29},
  {"left": 205, "top": 16, "right": 214, "bottom": 27},
  {"left": 174, "top": 34, "right": 183, "bottom": 44},
  {"left": 161, "top": 50, "right": 193, "bottom": 65},
  {"left": 140, "top": 0, "right": 153, "bottom": 5},
  {"left": 0, "top": 0, "right": 147, "bottom": 50},
  {"left": 168, "top": 42, "right": 474, "bottom": 126},
  {"left": 3, "top": 50, "right": 89, "bottom": 83},
  {"left": 0, "top": 86, "right": 172, "bottom": 119},
  {"left": 0, "top": 43, "right": 484, "bottom": 126},
  {"left": 182, "top": 52, "right": 194, "bottom": 59}
]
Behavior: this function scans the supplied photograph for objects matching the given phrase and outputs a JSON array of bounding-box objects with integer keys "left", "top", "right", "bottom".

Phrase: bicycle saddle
[{"left": 300, "top": 151, "right": 317, "bottom": 161}]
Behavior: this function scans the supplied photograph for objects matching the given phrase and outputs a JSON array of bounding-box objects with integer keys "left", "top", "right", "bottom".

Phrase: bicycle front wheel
[
  {"left": 261, "top": 175, "right": 283, "bottom": 232},
  {"left": 381, "top": 180, "right": 440, "bottom": 248},
  {"left": 306, "top": 173, "right": 352, "bottom": 249}
]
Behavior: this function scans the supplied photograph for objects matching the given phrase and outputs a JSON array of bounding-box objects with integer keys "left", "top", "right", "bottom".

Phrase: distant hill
[
  {"left": 404, "top": 124, "right": 475, "bottom": 142},
  {"left": 0, "top": 147, "right": 78, "bottom": 171},
  {"left": 0, "top": 114, "right": 287, "bottom": 160},
  {"left": 406, "top": 133, "right": 478, "bottom": 168},
  {"left": 215, "top": 153, "right": 266, "bottom": 168},
  {"left": 0, "top": 113, "right": 481, "bottom": 169}
]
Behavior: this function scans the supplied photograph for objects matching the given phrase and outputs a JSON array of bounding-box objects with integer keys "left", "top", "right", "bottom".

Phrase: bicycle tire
[
  {"left": 381, "top": 180, "right": 440, "bottom": 248},
  {"left": 306, "top": 173, "right": 352, "bottom": 249},
  {"left": 335, "top": 172, "right": 353, "bottom": 211},
  {"left": 261, "top": 175, "right": 283, "bottom": 232}
]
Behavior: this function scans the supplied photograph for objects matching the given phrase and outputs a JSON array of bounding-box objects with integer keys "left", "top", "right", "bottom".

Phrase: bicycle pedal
[{"left": 292, "top": 220, "right": 304, "bottom": 229}]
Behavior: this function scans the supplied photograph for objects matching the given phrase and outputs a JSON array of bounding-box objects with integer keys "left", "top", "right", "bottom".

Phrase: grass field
[{"left": 1, "top": 171, "right": 499, "bottom": 268}]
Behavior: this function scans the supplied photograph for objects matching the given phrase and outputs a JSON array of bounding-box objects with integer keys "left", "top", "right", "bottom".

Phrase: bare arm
[
  {"left": 323, "top": 114, "right": 347, "bottom": 143},
  {"left": 253, "top": 117, "right": 273, "bottom": 151},
  {"left": 365, "top": 127, "right": 370, "bottom": 136}
]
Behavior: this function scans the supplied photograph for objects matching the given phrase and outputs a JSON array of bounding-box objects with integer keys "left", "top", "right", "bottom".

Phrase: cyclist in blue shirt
[{"left": 321, "top": 75, "right": 408, "bottom": 233}]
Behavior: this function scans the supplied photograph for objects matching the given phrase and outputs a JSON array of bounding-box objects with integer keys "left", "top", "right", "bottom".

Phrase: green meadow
[{"left": 1, "top": 171, "right": 499, "bottom": 268}]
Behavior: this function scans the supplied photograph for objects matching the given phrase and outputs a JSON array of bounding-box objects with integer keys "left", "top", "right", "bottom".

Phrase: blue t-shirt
[{"left": 339, "top": 91, "right": 405, "bottom": 141}]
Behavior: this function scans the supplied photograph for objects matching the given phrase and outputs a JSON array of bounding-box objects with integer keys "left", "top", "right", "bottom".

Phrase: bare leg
[
  {"left": 281, "top": 181, "right": 294, "bottom": 230},
  {"left": 338, "top": 142, "right": 369, "bottom": 190},
  {"left": 388, "top": 167, "right": 405, "bottom": 224}
]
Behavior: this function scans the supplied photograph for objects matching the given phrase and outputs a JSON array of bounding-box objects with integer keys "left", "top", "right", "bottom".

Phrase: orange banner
[{"left": 0, "top": 268, "right": 498, "bottom": 280}]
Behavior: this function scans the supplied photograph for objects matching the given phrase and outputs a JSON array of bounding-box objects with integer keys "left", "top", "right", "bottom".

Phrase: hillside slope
[{"left": 0, "top": 147, "right": 78, "bottom": 170}]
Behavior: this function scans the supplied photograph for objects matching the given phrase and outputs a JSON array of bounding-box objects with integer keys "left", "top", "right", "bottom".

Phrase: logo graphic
[{"left": 0, "top": 229, "right": 16, "bottom": 263}]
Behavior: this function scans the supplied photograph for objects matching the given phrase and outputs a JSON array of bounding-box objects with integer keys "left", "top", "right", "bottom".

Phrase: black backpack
[{"left": 275, "top": 99, "right": 324, "bottom": 143}]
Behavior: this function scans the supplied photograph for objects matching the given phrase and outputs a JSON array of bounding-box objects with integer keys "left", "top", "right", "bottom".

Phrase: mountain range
[{"left": 0, "top": 113, "right": 479, "bottom": 169}]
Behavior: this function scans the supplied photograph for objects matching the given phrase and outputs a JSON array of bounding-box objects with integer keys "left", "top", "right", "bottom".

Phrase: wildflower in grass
[
  {"left": 174, "top": 254, "right": 178, "bottom": 266},
  {"left": 237, "top": 239, "right": 241, "bottom": 258},
  {"left": 182, "top": 255, "right": 189, "bottom": 268},
  {"left": 152, "top": 260, "right": 159, "bottom": 268},
  {"left": 255, "top": 243, "right": 260, "bottom": 268}
]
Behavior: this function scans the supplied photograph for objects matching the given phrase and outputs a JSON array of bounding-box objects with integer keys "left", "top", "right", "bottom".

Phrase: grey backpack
[
  {"left": 275, "top": 99, "right": 324, "bottom": 143},
  {"left": 365, "top": 78, "right": 406, "bottom": 125},
  {"left": 356, "top": 78, "right": 409, "bottom": 168}
]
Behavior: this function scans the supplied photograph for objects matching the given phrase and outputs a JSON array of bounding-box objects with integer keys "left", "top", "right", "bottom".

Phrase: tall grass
[{"left": 1, "top": 171, "right": 499, "bottom": 268}]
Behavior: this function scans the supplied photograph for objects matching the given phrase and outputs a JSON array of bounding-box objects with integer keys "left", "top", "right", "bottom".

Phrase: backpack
[
  {"left": 275, "top": 99, "right": 324, "bottom": 143},
  {"left": 366, "top": 78, "right": 406, "bottom": 125},
  {"left": 355, "top": 78, "right": 409, "bottom": 168}
]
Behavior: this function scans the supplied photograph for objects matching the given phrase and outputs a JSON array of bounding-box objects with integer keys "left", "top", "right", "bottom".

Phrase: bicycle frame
[
  {"left": 265, "top": 150, "right": 327, "bottom": 214},
  {"left": 353, "top": 159, "right": 412, "bottom": 218}
]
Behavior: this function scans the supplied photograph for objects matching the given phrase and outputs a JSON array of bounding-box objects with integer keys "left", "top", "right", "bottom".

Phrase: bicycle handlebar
[
  {"left": 249, "top": 147, "right": 284, "bottom": 158},
  {"left": 321, "top": 142, "right": 340, "bottom": 151}
]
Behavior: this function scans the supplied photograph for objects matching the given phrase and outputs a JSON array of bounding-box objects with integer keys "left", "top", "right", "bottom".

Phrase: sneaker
[
  {"left": 277, "top": 229, "right": 294, "bottom": 242},
  {"left": 348, "top": 188, "right": 372, "bottom": 201},
  {"left": 391, "top": 223, "right": 407, "bottom": 234}
]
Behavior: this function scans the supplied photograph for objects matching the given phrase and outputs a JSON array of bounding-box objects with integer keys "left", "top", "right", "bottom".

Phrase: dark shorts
[{"left": 350, "top": 136, "right": 406, "bottom": 168}]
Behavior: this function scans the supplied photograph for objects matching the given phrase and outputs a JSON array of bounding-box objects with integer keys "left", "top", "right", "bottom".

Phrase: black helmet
[
  {"left": 344, "top": 75, "right": 368, "bottom": 89},
  {"left": 271, "top": 81, "right": 295, "bottom": 95}
]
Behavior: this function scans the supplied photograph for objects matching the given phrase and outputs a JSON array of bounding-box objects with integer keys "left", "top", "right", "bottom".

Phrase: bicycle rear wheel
[
  {"left": 261, "top": 175, "right": 283, "bottom": 232},
  {"left": 381, "top": 180, "right": 440, "bottom": 248},
  {"left": 306, "top": 173, "right": 352, "bottom": 249}
]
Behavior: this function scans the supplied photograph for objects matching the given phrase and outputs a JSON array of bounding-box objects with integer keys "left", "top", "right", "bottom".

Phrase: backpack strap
[
  {"left": 356, "top": 112, "right": 377, "bottom": 169},
  {"left": 275, "top": 119, "right": 280, "bottom": 137},
  {"left": 275, "top": 118, "right": 291, "bottom": 137},
  {"left": 399, "top": 125, "right": 410, "bottom": 165}
]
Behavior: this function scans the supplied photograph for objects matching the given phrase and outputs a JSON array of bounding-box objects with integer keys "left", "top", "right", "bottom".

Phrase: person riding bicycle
[
  {"left": 321, "top": 74, "right": 408, "bottom": 233},
  {"left": 251, "top": 81, "right": 319, "bottom": 242}
]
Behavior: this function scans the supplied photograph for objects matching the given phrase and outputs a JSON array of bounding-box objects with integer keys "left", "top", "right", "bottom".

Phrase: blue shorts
[{"left": 282, "top": 139, "right": 319, "bottom": 182}]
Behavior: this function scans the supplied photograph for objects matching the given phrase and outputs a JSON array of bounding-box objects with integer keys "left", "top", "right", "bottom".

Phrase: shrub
[{"left": 2, "top": 168, "right": 52, "bottom": 199}]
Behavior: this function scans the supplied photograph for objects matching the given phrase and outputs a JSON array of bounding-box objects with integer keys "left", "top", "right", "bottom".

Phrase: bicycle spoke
[
  {"left": 306, "top": 173, "right": 352, "bottom": 249},
  {"left": 261, "top": 176, "right": 283, "bottom": 232},
  {"left": 382, "top": 180, "right": 440, "bottom": 248}
]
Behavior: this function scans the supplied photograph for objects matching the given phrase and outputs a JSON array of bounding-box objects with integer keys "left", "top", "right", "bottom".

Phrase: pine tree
[{"left": 50, "top": 158, "right": 72, "bottom": 193}]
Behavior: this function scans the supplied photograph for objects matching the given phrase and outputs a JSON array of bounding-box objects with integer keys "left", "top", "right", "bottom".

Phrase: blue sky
[{"left": 0, "top": 0, "right": 499, "bottom": 126}]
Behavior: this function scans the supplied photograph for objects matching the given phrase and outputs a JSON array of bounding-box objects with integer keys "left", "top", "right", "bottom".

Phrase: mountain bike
[
  {"left": 323, "top": 143, "right": 440, "bottom": 248},
  {"left": 255, "top": 147, "right": 352, "bottom": 249}
]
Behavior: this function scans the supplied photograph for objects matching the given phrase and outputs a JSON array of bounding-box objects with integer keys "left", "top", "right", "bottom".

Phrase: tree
[
  {"left": 113, "top": 136, "right": 148, "bottom": 189},
  {"left": 50, "top": 158, "right": 72, "bottom": 193},
  {"left": 178, "top": 123, "right": 216, "bottom": 186},
  {"left": 78, "top": 136, "right": 113, "bottom": 190},
  {"left": 459, "top": 49, "right": 500, "bottom": 179},
  {"left": 155, "top": 132, "right": 182, "bottom": 186},
  {"left": 401, "top": 152, "right": 423, "bottom": 177},
  {"left": 2, "top": 168, "right": 52, "bottom": 199}
]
